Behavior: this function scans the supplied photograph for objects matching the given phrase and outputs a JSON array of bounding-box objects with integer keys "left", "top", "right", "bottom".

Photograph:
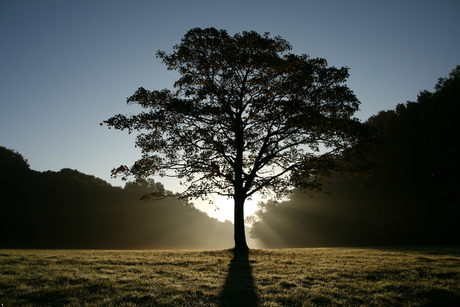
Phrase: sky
[{"left": 1, "top": 0, "right": 459, "bottom": 223}]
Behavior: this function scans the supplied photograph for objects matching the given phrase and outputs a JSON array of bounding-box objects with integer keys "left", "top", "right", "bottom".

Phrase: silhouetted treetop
[{"left": 0, "top": 146, "right": 30, "bottom": 175}]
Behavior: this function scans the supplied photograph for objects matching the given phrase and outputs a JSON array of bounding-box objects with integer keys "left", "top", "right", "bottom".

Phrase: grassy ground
[{"left": 0, "top": 246, "right": 459, "bottom": 306}]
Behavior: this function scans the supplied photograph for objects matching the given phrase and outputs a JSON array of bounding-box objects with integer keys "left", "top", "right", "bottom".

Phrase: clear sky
[{"left": 1, "top": 0, "right": 459, "bottom": 222}]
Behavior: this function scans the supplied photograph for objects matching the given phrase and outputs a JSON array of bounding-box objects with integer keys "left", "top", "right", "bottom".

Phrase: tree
[{"left": 104, "top": 28, "right": 377, "bottom": 251}]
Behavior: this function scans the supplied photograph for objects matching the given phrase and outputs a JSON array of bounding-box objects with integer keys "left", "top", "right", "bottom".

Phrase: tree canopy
[{"left": 105, "top": 28, "right": 377, "bottom": 251}]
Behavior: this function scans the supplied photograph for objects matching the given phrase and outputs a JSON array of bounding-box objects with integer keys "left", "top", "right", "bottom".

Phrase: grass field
[{"left": 1, "top": 246, "right": 459, "bottom": 306}]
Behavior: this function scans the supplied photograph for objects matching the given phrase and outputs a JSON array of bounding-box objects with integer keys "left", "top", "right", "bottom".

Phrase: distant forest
[
  {"left": 0, "top": 152, "right": 234, "bottom": 249},
  {"left": 250, "top": 66, "right": 460, "bottom": 247},
  {"left": 1, "top": 67, "right": 459, "bottom": 249}
]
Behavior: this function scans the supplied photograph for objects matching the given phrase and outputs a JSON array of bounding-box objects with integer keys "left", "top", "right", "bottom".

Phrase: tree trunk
[
  {"left": 233, "top": 194, "right": 249, "bottom": 252},
  {"left": 233, "top": 107, "right": 248, "bottom": 252}
]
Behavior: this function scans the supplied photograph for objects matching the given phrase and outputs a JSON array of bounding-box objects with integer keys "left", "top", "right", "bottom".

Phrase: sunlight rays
[{"left": 192, "top": 194, "right": 262, "bottom": 224}]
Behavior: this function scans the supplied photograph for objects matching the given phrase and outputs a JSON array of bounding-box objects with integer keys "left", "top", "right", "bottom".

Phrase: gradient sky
[{"left": 1, "top": 0, "right": 459, "bottom": 222}]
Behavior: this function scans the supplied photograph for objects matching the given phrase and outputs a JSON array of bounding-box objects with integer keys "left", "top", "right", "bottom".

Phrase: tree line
[
  {"left": 249, "top": 66, "right": 460, "bottom": 247},
  {"left": 0, "top": 149, "right": 234, "bottom": 249}
]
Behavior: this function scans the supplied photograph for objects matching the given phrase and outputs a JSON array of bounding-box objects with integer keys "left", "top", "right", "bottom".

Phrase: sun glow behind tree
[{"left": 202, "top": 193, "right": 263, "bottom": 224}]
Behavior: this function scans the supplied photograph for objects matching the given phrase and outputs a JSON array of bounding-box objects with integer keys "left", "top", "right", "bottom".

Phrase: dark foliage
[
  {"left": 0, "top": 146, "right": 233, "bottom": 249},
  {"left": 250, "top": 66, "right": 460, "bottom": 247}
]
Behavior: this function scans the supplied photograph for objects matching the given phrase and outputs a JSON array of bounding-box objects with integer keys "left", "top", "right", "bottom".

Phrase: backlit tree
[{"left": 104, "top": 28, "right": 377, "bottom": 251}]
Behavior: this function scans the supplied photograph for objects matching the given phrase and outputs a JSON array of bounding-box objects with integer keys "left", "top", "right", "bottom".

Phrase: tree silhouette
[{"left": 104, "top": 28, "right": 377, "bottom": 251}]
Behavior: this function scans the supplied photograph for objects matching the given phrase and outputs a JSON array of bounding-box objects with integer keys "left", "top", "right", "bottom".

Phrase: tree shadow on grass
[{"left": 219, "top": 250, "right": 259, "bottom": 307}]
